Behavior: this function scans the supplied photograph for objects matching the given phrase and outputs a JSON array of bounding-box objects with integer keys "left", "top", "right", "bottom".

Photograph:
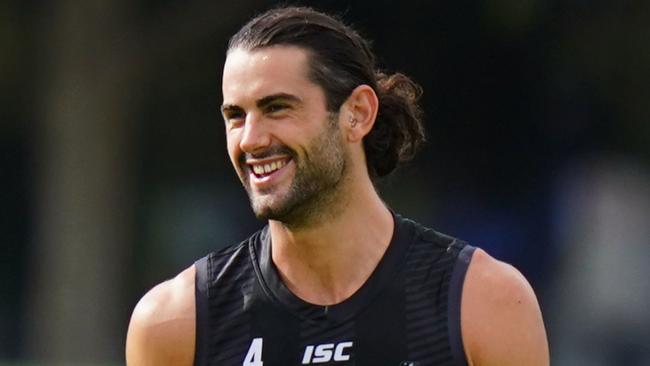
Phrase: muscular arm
[
  {"left": 461, "top": 249, "right": 549, "bottom": 366},
  {"left": 126, "top": 265, "right": 196, "bottom": 366}
]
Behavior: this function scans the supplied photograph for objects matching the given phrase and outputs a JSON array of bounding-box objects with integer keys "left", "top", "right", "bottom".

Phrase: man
[{"left": 126, "top": 6, "right": 549, "bottom": 366}]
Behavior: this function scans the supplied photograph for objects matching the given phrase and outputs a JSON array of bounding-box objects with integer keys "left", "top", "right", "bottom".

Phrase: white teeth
[{"left": 250, "top": 159, "right": 288, "bottom": 176}]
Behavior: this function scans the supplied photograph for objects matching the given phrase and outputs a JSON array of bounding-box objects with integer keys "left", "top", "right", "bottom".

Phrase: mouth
[{"left": 247, "top": 157, "right": 292, "bottom": 180}]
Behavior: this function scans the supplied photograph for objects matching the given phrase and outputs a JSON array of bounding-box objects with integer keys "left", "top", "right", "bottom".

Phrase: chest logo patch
[{"left": 302, "top": 341, "right": 354, "bottom": 364}]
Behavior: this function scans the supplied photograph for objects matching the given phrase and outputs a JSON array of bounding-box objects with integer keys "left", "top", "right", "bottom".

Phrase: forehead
[{"left": 222, "top": 46, "right": 317, "bottom": 105}]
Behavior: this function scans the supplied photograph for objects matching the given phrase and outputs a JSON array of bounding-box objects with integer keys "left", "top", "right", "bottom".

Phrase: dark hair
[{"left": 228, "top": 6, "right": 425, "bottom": 178}]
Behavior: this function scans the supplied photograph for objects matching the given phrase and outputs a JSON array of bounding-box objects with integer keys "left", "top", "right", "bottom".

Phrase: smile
[{"left": 248, "top": 157, "right": 291, "bottom": 179}]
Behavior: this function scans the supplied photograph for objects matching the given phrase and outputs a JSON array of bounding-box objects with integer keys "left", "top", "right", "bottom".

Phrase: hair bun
[{"left": 365, "top": 72, "right": 425, "bottom": 178}]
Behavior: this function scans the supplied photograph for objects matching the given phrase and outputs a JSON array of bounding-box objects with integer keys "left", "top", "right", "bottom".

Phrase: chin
[
  {"left": 252, "top": 206, "right": 285, "bottom": 222},
  {"left": 251, "top": 200, "right": 273, "bottom": 219},
  {"left": 250, "top": 196, "right": 284, "bottom": 220},
  {"left": 251, "top": 198, "right": 304, "bottom": 224}
]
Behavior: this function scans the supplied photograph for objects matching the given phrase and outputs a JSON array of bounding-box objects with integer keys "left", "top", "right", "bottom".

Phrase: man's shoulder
[
  {"left": 396, "top": 213, "right": 469, "bottom": 252},
  {"left": 461, "top": 249, "right": 549, "bottom": 366},
  {"left": 126, "top": 265, "right": 196, "bottom": 365},
  {"left": 130, "top": 265, "right": 196, "bottom": 326}
]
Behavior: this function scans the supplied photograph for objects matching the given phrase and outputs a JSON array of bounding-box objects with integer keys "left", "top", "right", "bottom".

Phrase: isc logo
[{"left": 301, "top": 341, "right": 353, "bottom": 364}]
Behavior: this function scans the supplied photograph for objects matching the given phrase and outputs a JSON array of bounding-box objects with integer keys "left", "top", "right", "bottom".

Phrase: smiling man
[{"left": 126, "top": 6, "right": 549, "bottom": 366}]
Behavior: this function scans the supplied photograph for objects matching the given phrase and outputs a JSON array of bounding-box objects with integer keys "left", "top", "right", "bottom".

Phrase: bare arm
[
  {"left": 126, "top": 265, "right": 196, "bottom": 366},
  {"left": 461, "top": 249, "right": 549, "bottom": 366}
]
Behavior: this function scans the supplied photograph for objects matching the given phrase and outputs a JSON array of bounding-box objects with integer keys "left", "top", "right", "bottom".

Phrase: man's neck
[{"left": 268, "top": 175, "right": 394, "bottom": 306}]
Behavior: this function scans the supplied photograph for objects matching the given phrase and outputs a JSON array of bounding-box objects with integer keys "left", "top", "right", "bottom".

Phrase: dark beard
[{"left": 245, "top": 116, "right": 347, "bottom": 228}]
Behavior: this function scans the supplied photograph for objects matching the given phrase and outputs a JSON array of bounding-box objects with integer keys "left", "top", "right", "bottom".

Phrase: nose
[{"left": 239, "top": 113, "right": 271, "bottom": 153}]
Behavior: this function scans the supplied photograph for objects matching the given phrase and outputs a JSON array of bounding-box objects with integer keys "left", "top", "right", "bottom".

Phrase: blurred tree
[
  {"left": 28, "top": 0, "right": 135, "bottom": 361},
  {"left": 25, "top": 0, "right": 263, "bottom": 363}
]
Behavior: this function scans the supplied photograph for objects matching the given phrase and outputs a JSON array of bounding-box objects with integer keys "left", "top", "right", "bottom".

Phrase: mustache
[{"left": 238, "top": 145, "right": 296, "bottom": 166}]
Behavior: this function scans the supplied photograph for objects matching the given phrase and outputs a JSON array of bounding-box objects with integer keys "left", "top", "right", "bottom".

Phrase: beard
[{"left": 239, "top": 115, "right": 347, "bottom": 228}]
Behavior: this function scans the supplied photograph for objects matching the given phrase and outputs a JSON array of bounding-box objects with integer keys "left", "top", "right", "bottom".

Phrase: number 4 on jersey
[{"left": 243, "top": 338, "right": 263, "bottom": 366}]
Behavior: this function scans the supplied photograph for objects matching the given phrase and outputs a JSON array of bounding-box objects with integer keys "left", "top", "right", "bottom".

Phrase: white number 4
[{"left": 243, "top": 337, "right": 264, "bottom": 366}]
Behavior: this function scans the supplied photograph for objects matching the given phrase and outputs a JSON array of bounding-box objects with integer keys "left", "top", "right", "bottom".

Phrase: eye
[
  {"left": 223, "top": 110, "right": 246, "bottom": 127},
  {"left": 265, "top": 104, "right": 289, "bottom": 114}
]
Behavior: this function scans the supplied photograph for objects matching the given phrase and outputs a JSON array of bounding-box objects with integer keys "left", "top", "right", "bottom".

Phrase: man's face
[{"left": 222, "top": 46, "right": 347, "bottom": 224}]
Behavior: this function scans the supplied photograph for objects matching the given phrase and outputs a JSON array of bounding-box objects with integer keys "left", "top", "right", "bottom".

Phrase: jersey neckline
[{"left": 251, "top": 212, "right": 415, "bottom": 325}]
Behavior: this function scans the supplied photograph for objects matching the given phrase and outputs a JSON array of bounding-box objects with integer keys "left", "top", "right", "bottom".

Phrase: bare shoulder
[
  {"left": 126, "top": 265, "right": 196, "bottom": 366},
  {"left": 461, "top": 248, "right": 549, "bottom": 366}
]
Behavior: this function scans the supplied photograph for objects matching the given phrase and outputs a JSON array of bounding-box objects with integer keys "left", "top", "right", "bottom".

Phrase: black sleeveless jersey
[{"left": 194, "top": 214, "right": 476, "bottom": 366}]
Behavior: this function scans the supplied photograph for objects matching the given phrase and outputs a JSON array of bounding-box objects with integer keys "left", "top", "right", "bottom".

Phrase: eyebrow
[
  {"left": 220, "top": 93, "right": 302, "bottom": 114},
  {"left": 256, "top": 93, "right": 302, "bottom": 108}
]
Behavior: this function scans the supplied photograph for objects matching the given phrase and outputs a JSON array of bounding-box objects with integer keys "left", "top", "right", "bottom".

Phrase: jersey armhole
[
  {"left": 448, "top": 244, "right": 476, "bottom": 366},
  {"left": 194, "top": 256, "right": 209, "bottom": 366}
]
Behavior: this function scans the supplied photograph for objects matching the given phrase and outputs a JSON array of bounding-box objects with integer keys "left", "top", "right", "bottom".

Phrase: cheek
[{"left": 226, "top": 131, "right": 242, "bottom": 167}]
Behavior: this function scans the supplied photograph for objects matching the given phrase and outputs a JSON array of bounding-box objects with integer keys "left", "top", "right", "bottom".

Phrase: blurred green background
[{"left": 1, "top": 0, "right": 649, "bottom": 365}]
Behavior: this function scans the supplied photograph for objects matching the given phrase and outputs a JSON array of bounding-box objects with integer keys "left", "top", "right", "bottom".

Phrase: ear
[{"left": 340, "top": 84, "right": 379, "bottom": 143}]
